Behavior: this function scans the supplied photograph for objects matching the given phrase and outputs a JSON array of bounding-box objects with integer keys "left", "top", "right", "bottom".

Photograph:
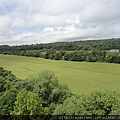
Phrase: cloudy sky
[{"left": 0, "top": 0, "right": 120, "bottom": 45}]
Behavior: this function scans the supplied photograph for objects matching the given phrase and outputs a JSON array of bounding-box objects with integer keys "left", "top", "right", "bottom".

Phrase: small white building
[{"left": 109, "top": 49, "right": 119, "bottom": 52}]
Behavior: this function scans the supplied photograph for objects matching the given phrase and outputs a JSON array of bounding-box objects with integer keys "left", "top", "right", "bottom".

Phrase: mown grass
[{"left": 0, "top": 54, "right": 120, "bottom": 94}]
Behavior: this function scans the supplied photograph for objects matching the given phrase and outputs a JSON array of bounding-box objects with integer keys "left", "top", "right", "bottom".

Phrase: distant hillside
[{"left": 0, "top": 38, "right": 120, "bottom": 52}]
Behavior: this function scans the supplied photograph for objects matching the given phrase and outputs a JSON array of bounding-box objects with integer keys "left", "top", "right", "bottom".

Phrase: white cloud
[{"left": 0, "top": 0, "right": 120, "bottom": 45}]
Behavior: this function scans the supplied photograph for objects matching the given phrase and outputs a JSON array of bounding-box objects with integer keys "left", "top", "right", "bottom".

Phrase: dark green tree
[
  {"left": 0, "top": 76, "right": 6, "bottom": 92},
  {"left": 0, "top": 88, "right": 18, "bottom": 115},
  {"left": 27, "top": 71, "right": 72, "bottom": 113}
]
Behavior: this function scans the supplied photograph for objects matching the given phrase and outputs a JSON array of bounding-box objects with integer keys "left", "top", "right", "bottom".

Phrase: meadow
[{"left": 0, "top": 54, "right": 120, "bottom": 94}]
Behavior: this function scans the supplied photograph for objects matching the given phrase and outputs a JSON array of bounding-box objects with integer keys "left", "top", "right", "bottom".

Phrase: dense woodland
[
  {"left": 0, "top": 38, "right": 120, "bottom": 51},
  {"left": 0, "top": 38, "right": 120, "bottom": 64},
  {"left": 0, "top": 67, "right": 120, "bottom": 119}
]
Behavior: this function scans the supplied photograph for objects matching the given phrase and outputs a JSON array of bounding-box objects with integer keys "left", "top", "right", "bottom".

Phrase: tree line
[
  {"left": 0, "top": 67, "right": 120, "bottom": 119},
  {"left": 0, "top": 38, "right": 120, "bottom": 52},
  {"left": 2, "top": 49, "right": 120, "bottom": 64},
  {"left": 0, "top": 38, "right": 120, "bottom": 64}
]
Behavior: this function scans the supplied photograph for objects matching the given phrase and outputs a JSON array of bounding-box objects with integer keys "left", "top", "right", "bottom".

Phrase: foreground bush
[{"left": 54, "top": 91, "right": 120, "bottom": 115}]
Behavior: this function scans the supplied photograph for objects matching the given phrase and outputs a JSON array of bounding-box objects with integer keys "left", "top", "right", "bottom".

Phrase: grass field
[{"left": 0, "top": 54, "right": 120, "bottom": 94}]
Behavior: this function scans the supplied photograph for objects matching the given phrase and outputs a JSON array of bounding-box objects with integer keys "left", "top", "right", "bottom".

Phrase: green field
[{"left": 0, "top": 54, "right": 120, "bottom": 94}]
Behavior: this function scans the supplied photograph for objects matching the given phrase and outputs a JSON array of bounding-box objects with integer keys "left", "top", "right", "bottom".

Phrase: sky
[{"left": 0, "top": 0, "right": 120, "bottom": 45}]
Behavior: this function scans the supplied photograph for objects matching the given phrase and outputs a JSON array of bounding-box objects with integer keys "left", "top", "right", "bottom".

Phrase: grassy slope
[{"left": 0, "top": 54, "right": 120, "bottom": 94}]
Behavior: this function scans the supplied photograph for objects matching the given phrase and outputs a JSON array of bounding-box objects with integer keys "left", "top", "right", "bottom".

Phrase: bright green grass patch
[{"left": 0, "top": 54, "right": 120, "bottom": 94}]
